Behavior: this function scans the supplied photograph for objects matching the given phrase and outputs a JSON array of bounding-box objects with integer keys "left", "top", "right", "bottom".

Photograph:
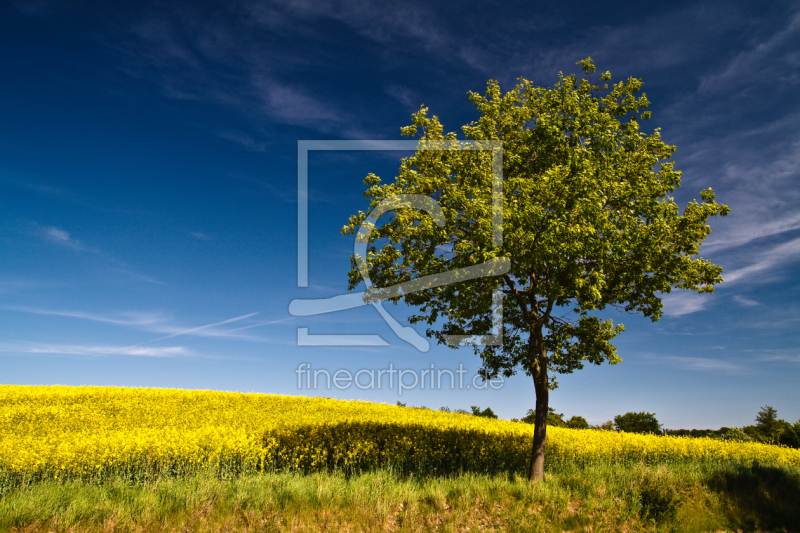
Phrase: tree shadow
[{"left": 706, "top": 462, "right": 800, "bottom": 531}]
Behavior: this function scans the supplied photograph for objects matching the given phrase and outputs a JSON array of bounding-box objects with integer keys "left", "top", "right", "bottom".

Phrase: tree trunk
[{"left": 528, "top": 332, "right": 549, "bottom": 481}]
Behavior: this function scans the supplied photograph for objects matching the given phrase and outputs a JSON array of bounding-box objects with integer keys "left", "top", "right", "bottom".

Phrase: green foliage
[
  {"left": 518, "top": 409, "right": 587, "bottom": 429},
  {"left": 342, "top": 58, "right": 729, "bottom": 387},
  {"left": 666, "top": 427, "right": 731, "bottom": 439},
  {"left": 470, "top": 406, "right": 498, "bottom": 419},
  {"left": 756, "top": 406, "right": 780, "bottom": 438},
  {"left": 750, "top": 406, "right": 800, "bottom": 447},
  {"left": 547, "top": 407, "right": 565, "bottom": 427},
  {"left": 342, "top": 59, "right": 729, "bottom": 386},
  {"left": 716, "top": 427, "right": 754, "bottom": 443},
  {"left": 614, "top": 412, "right": 662, "bottom": 435},
  {"left": 776, "top": 421, "right": 800, "bottom": 449},
  {"left": 591, "top": 420, "right": 615, "bottom": 431},
  {"left": 342, "top": 58, "right": 729, "bottom": 478},
  {"left": 3, "top": 463, "right": 799, "bottom": 532},
  {"left": 566, "top": 415, "right": 590, "bottom": 429}
]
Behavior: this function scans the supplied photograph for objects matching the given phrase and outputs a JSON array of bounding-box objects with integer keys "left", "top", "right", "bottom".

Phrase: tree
[
  {"left": 754, "top": 406, "right": 800, "bottom": 447},
  {"left": 614, "top": 411, "right": 662, "bottom": 434},
  {"left": 471, "top": 405, "right": 498, "bottom": 419},
  {"left": 522, "top": 407, "right": 565, "bottom": 426},
  {"left": 547, "top": 408, "right": 566, "bottom": 427},
  {"left": 755, "top": 406, "right": 779, "bottom": 439},
  {"left": 776, "top": 421, "right": 799, "bottom": 448},
  {"left": 342, "top": 58, "right": 729, "bottom": 480},
  {"left": 717, "top": 427, "right": 753, "bottom": 443},
  {"left": 566, "top": 415, "right": 589, "bottom": 429},
  {"left": 591, "top": 420, "right": 615, "bottom": 431}
]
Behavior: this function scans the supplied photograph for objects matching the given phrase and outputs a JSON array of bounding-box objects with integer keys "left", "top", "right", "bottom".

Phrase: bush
[
  {"left": 566, "top": 416, "right": 589, "bottom": 429},
  {"left": 470, "top": 406, "right": 498, "bottom": 419},
  {"left": 519, "top": 407, "right": 565, "bottom": 426},
  {"left": 614, "top": 412, "right": 662, "bottom": 435},
  {"left": 717, "top": 427, "right": 754, "bottom": 443},
  {"left": 777, "top": 423, "right": 800, "bottom": 449}
]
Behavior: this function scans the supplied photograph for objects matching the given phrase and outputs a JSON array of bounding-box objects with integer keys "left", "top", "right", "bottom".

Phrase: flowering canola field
[{"left": 2, "top": 385, "right": 798, "bottom": 487}]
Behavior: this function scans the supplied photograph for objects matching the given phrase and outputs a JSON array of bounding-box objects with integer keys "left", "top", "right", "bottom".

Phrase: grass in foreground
[{"left": 2, "top": 461, "right": 799, "bottom": 533}]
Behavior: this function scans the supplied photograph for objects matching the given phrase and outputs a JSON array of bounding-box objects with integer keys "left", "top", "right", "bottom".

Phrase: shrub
[{"left": 614, "top": 412, "right": 662, "bottom": 434}]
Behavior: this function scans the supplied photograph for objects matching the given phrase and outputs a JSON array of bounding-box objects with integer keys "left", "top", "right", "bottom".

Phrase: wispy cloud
[
  {"left": 251, "top": 77, "right": 342, "bottom": 127},
  {"left": 246, "top": 0, "right": 452, "bottom": 51},
  {"left": 222, "top": 315, "right": 301, "bottom": 332},
  {"left": 1, "top": 306, "right": 169, "bottom": 326},
  {"left": 0, "top": 342, "right": 193, "bottom": 357},
  {"left": 189, "top": 231, "right": 212, "bottom": 240},
  {"left": 217, "top": 130, "right": 270, "bottom": 152},
  {"left": 0, "top": 276, "right": 62, "bottom": 295},
  {"left": 114, "top": 8, "right": 351, "bottom": 139},
  {"left": 732, "top": 295, "right": 760, "bottom": 307},
  {"left": 722, "top": 237, "right": 800, "bottom": 285},
  {"left": 131, "top": 311, "right": 260, "bottom": 345},
  {"left": 697, "top": 11, "right": 800, "bottom": 96},
  {"left": 29, "top": 222, "right": 166, "bottom": 285},
  {"left": 1, "top": 174, "right": 86, "bottom": 204},
  {"left": 660, "top": 235, "right": 800, "bottom": 314},
  {"left": 0, "top": 306, "right": 271, "bottom": 342},
  {"left": 660, "top": 355, "right": 743, "bottom": 373},
  {"left": 42, "top": 226, "right": 94, "bottom": 252},
  {"left": 660, "top": 291, "right": 712, "bottom": 317},
  {"left": 8, "top": 0, "right": 58, "bottom": 17},
  {"left": 751, "top": 349, "right": 800, "bottom": 364},
  {"left": 385, "top": 85, "right": 419, "bottom": 110},
  {"left": 701, "top": 210, "right": 800, "bottom": 253},
  {"left": 108, "top": 268, "right": 168, "bottom": 286}
]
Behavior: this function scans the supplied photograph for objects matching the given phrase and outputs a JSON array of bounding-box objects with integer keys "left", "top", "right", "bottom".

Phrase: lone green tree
[
  {"left": 755, "top": 406, "right": 780, "bottom": 439},
  {"left": 342, "top": 58, "right": 729, "bottom": 481},
  {"left": 614, "top": 411, "right": 662, "bottom": 434}
]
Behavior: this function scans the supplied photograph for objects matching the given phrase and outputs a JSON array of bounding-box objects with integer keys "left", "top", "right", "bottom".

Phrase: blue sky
[{"left": 1, "top": 0, "right": 798, "bottom": 429}]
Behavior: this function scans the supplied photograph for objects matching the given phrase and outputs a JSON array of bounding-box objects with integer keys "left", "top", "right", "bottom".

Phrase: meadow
[{"left": 1, "top": 385, "right": 799, "bottom": 532}]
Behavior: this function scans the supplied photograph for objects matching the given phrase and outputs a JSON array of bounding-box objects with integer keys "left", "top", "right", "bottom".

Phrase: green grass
[{"left": 2, "top": 461, "right": 799, "bottom": 532}]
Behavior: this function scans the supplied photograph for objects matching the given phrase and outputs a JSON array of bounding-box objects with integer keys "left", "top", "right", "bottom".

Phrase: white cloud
[
  {"left": 0, "top": 342, "right": 192, "bottom": 357},
  {"left": 754, "top": 349, "right": 800, "bottom": 364},
  {"left": 661, "top": 355, "right": 742, "bottom": 373},
  {"left": 189, "top": 231, "right": 212, "bottom": 240},
  {"left": 732, "top": 295, "right": 760, "bottom": 307},
  {"left": 1, "top": 306, "right": 169, "bottom": 326},
  {"left": 135, "top": 311, "right": 260, "bottom": 344},
  {"left": 108, "top": 268, "right": 168, "bottom": 286},
  {"left": 698, "top": 11, "right": 800, "bottom": 95},
  {"left": 722, "top": 237, "right": 800, "bottom": 285},
  {"left": 385, "top": 85, "right": 417, "bottom": 109},
  {"left": 251, "top": 77, "right": 342, "bottom": 127},
  {"left": 42, "top": 226, "right": 92, "bottom": 251},
  {"left": 45, "top": 227, "right": 69, "bottom": 241},
  {"left": 0, "top": 307, "right": 268, "bottom": 341},
  {"left": 701, "top": 210, "right": 800, "bottom": 253},
  {"left": 660, "top": 291, "right": 712, "bottom": 317}
]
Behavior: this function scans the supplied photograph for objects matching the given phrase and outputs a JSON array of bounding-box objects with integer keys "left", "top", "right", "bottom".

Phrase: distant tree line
[{"left": 418, "top": 402, "right": 800, "bottom": 448}]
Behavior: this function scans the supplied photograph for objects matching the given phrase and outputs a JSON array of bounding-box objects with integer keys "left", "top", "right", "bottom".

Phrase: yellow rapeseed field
[{"left": 1, "top": 385, "right": 798, "bottom": 487}]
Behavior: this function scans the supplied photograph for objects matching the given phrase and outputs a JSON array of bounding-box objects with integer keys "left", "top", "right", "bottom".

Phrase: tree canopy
[{"left": 614, "top": 411, "right": 662, "bottom": 434}]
